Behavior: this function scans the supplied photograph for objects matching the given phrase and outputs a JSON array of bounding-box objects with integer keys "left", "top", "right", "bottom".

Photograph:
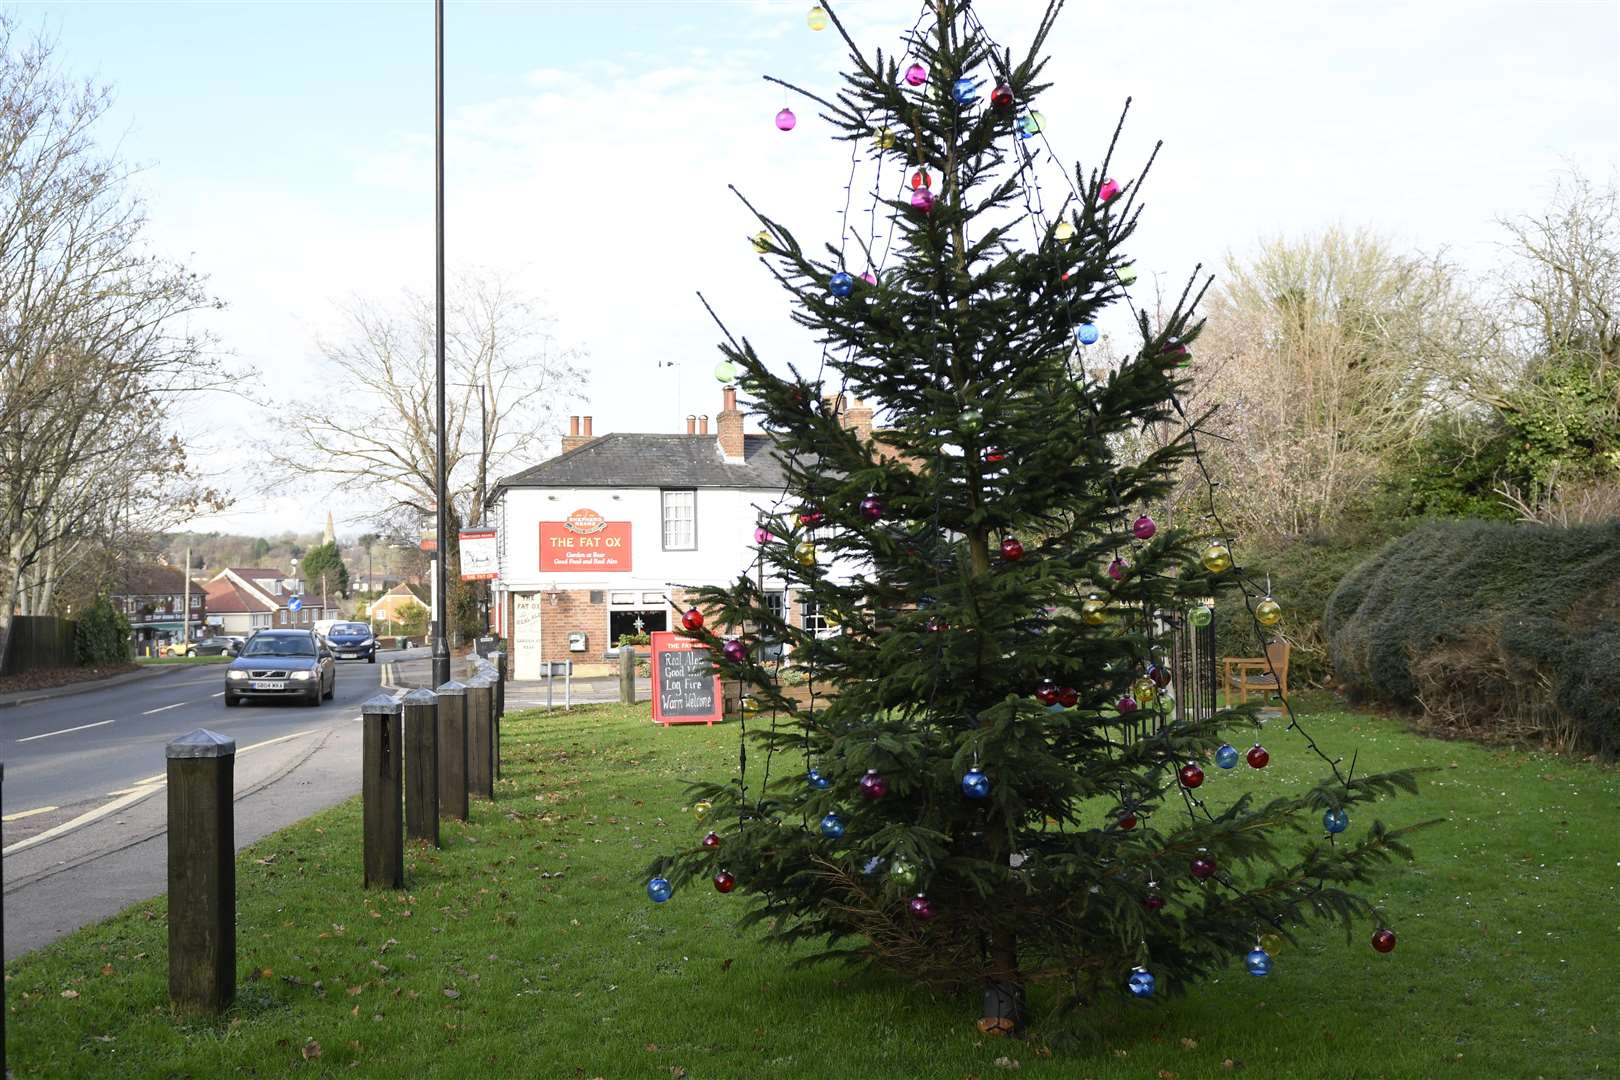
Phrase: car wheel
[
  {"left": 306, "top": 685, "right": 321, "bottom": 707},
  {"left": 225, "top": 693, "right": 240, "bottom": 707}
]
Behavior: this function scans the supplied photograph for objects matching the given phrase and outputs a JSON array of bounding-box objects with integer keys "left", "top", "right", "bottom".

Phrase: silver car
[{"left": 224, "top": 629, "right": 336, "bottom": 707}]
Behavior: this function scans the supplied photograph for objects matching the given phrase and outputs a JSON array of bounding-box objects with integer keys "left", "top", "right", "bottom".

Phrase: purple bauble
[
  {"left": 1190, "top": 855, "right": 1217, "bottom": 881},
  {"left": 753, "top": 525, "right": 773, "bottom": 545},
  {"left": 911, "top": 188, "right": 935, "bottom": 213},
  {"left": 904, "top": 62, "right": 927, "bottom": 87},
  {"left": 908, "top": 894, "right": 937, "bottom": 920},
  {"left": 775, "top": 108, "right": 796, "bottom": 131},
  {"left": 1116, "top": 695, "right": 1138, "bottom": 715},
  {"left": 1107, "top": 557, "right": 1127, "bottom": 580},
  {"left": 1131, "top": 515, "right": 1156, "bottom": 540},
  {"left": 858, "top": 769, "right": 889, "bottom": 800},
  {"left": 721, "top": 638, "right": 746, "bottom": 664},
  {"left": 858, "top": 494, "right": 885, "bottom": 522}
]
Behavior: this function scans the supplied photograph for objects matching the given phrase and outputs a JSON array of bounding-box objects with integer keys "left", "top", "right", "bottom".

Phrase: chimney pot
[
  {"left": 568, "top": 416, "right": 580, "bottom": 436},
  {"left": 686, "top": 414, "right": 697, "bottom": 435},
  {"left": 722, "top": 386, "right": 737, "bottom": 413},
  {"left": 699, "top": 415, "right": 710, "bottom": 435},
  {"left": 583, "top": 416, "right": 593, "bottom": 437}
]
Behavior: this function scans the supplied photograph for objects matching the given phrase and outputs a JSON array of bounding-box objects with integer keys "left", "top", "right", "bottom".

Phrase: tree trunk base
[{"left": 978, "top": 979, "right": 1027, "bottom": 1037}]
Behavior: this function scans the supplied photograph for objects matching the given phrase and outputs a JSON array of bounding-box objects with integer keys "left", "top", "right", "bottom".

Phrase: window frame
[{"left": 661, "top": 489, "right": 697, "bottom": 551}]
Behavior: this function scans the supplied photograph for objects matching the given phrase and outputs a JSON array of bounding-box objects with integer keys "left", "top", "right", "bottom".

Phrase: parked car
[
  {"left": 158, "top": 639, "right": 195, "bottom": 658},
  {"left": 223, "top": 629, "right": 335, "bottom": 707},
  {"left": 192, "top": 636, "right": 241, "bottom": 657},
  {"left": 323, "top": 621, "right": 378, "bottom": 662}
]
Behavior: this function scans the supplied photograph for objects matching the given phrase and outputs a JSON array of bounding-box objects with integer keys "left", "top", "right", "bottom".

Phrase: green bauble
[
  {"left": 889, "top": 858, "right": 918, "bottom": 888},
  {"left": 714, "top": 360, "right": 738, "bottom": 384},
  {"left": 1117, "top": 263, "right": 1138, "bottom": 286},
  {"left": 959, "top": 407, "right": 984, "bottom": 434},
  {"left": 1189, "top": 605, "right": 1213, "bottom": 629}
]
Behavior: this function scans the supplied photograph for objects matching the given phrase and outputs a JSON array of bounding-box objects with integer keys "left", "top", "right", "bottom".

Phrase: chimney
[
  {"left": 844, "top": 396, "right": 874, "bottom": 444},
  {"left": 561, "top": 414, "right": 593, "bottom": 454},
  {"left": 717, "top": 386, "right": 745, "bottom": 463},
  {"left": 699, "top": 415, "right": 709, "bottom": 435},
  {"left": 686, "top": 414, "right": 697, "bottom": 435}
]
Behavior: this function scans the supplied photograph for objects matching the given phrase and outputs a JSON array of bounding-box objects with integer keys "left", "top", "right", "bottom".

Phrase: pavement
[
  {"left": 389, "top": 654, "right": 650, "bottom": 708},
  {"left": 1, "top": 647, "right": 428, "bottom": 961}
]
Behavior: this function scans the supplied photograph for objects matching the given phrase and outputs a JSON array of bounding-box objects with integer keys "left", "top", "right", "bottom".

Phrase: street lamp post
[{"left": 431, "top": 0, "right": 450, "bottom": 688}]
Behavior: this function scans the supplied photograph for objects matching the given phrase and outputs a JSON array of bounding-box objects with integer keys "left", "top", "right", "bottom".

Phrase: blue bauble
[
  {"left": 828, "top": 272, "right": 855, "bottom": 297},
  {"left": 807, "top": 768, "right": 831, "bottom": 790},
  {"left": 861, "top": 855, "right": 887, "bottom": 876},
  {"left": 1323, "top": 807, "right": 1350, "bottom": 834},
  {"left": 1126, "top": 967, "right": 1156, "bottom": 998},
  {"left": 646, "top": 877, "right": 672, "bottom": 903},
  {"left": 1245, "top": 948, "right": 1272, "bottom": 977},
  {"left": 820, "top": 812, "right": 846, "bottom": 839},
  {"left": 1215, "top": 743, "right": 1240, "bottom": 769},
  {"left": 951, "top": 77, "right": 977, "bottom": 104},
  {"left": 961, "top": 767, "right": 991, "bottom": 800},
  {"left": 1076, "top": 322, "right": 1100, "bottom": 345}
]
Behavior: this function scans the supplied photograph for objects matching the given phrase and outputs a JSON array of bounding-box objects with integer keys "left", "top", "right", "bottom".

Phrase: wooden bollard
[
  {"left": 619, "top": 646, "right": 636, "bottom": 704},
  {"left": 401, "top": 687, "right": 440, "bottom": 846},
  {"left": 166, "top": 728, "right": 236, "bottom": 1012},
  {"left": 466, "top": 672, "right": 495, "bottom": 801},
  {"left": 361, "top": 693, "right": 405, "bottom": 889},
  {"left": 435, "top": 680, "right": 470, "bottom": 821}
]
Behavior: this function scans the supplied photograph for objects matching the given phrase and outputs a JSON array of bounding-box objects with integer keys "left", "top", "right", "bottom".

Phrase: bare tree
[
  {"left": 0, "top": 18, "right": 230, "bottom": 627},
  {"left": 266, "top": 271, "right": 587, "bottom": 531}
]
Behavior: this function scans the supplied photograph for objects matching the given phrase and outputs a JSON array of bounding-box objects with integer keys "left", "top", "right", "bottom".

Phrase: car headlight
[
  {"left": 292, "top": 670, "right": 312, "bottom": 681},
  {"left": 228, "top": 669, "right": 247, "bottom": 680}
]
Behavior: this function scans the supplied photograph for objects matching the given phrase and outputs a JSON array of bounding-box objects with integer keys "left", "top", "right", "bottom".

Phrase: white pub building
[{"left": 486, "top": 387, "right": 870, "bottom": 680}]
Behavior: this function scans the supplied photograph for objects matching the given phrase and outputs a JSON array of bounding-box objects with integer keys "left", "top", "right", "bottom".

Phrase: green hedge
[
  {"left": 1324, "top": 519, "right": 1620, "bottom": 757},
  {"left": 74, "top": 594, "right": 133, "bottom": 666}
]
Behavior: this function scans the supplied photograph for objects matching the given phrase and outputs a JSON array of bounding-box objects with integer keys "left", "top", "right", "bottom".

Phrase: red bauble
[
  {"left": 1035, "top": 681, "right": 1059, "bottom": 707},
  {"left": 1000, "top": 537, "right": 1024, "bottom": 561},
  {"left": 983, "top": 447, "right": 1006, "bottom": 464},
  {"left": 910, "top": 168, "right": 932, "bottom": 190},
  {"left": 701, "top": 831, "right": 721, "bottom": 849},
  {"left": 680, "top": 608, "right": 704, "bottom": 631},
  {"left": 1371, "top": 928, "right": 1397, "bottom": 954},
  {"left": 1246, "top": 744, "right": 1270, "bottom": 769},
  {"left": 1178, "top": 762, "right": 1205, "bottom": 789},
  {"left": 1116, "top": 811, "right": 1137, "bottom": 831},
  {"left": 1190, "top": 855, "right": 1217, "bottom": 880},
  {"left": 990, "top": 83, "right": 1014, "bottom": 108},
  {"left": 907, "top": 894, "right": 938, "bottom": 921},
  {"left": 798, "top": 508, "right": 824, "bottom": 527},
  {"left": 1056, "top": 686, "right": 1078, "bottom": 708},
  {"left": 925, "top": 616, "right": 947, "bottom": 633},
  {"left": 858, "top": 769, "right": 889, "bottom": 800},
  {"left": 713, "top": 870, "right": 736, "bottom": 893},
  {"left": 1142, "top": 891, "right": 1166, "bottom": 911},
  {"left": 1149, "top": 664, "right": 1172, "bottom": 688}
]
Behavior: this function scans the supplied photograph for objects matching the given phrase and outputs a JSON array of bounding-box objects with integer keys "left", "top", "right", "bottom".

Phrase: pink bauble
[
  {"left": 861, "top": 271, "right": 877, "bottom": 285},
  {"left": 1132, "top": 515, "right": 1157, "bottom": 540},
  {"left": 858, "top": 769, "right": 889, "bottom": 800},
  {"left": 753, "top": 526, "right": 773, "bottom": 545},
  {"left": 1099, "top": 178, "right": 1121, "bottom": 203},
  {"left": 775, "top": 108, "right": 797, "bottom": 132},
  {"left": 1107, "top": 557, "right": 1127, "bottom": 580},
  {"left": 904, "top": 63, "right": 927, "bottom": 87},
  {"left": 910, "top": 188, "right": 935, "bottom": 213},
  {"left": 1116, "top": 695, "right": 1138, "bottom": 715},
  {"left": 907, "top": 894, "right": 937, "bottom": 920}
]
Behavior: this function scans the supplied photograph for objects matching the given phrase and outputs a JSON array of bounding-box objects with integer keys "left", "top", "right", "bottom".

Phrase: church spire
[{"left": 323, "top": 510, "right": 335, "bottom": 546}]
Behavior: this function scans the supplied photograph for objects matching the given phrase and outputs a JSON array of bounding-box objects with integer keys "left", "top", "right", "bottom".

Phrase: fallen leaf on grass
[
  {"left": 60, "top": 989, "right": 79, "bottom": 999},
  {"left": 1158, "top": 1071, "right": 1178, "bottom": 1079},
  {"left": 347, "top": 985, "right": 364, "bottom": 996},
  {"left": 1221, "top": 1059, "right": 1238, "bottom": 1070},
  {"left": 644, "top": 1043, "right": 659, "bottom": 1052},
  {"left": 100, "top": 964, "right": 115, "bottom": 976},
  {"left": 443, "top": 988, "right": 461, "bottom": 999},
  {"left": 993, "top": 1057, "right": 1019, "bottom": 1070},
  {"left": 670, "top": 1068, "right": 687, "bottom": 1079},
  {"left": 302, "top": 1039, "right": 322, "bottom": 1060},
  {"left": 1181, "top": 1037, "right": 1198, "bottom": 1050}
]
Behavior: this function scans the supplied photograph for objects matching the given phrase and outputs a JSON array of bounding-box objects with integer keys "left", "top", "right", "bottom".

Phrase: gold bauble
[
  {"left": 693, "top": 800, "right": 713, "bottom": 819},
  {"left": 795, "top": 541, "right": 817, "bottom": 567},
  {"left": 873, "top": 126, "right": 896, "bottom": 150},
  {"left": 1255, "top": 597, "right": 1283, "bottom": 626},
  {"left": 740, "top": 696, "right": 762, "bottom": 716},
  {"left": 1053, "top": 220, "right": 1075, "bottom": 242},
  {"left": 1080, "top": 597, "right": 1108, "bottom": 626},
  {"left": 1201, "top": 541, "right": 1233, "bottom": 574},
  {"left": 806, "top": 4, "right": 829, "bottom": 30},
  {"left": 1132, "top": 677, "right": 1157, "bottom": 704},
  {"left": 751, "top": 229, "right": 771, "bottom": 253}
]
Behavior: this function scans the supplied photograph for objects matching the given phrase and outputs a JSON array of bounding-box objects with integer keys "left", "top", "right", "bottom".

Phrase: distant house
[
  {"left": 203, "top": 567, "right": 334, "bottom": 637},
  {"left": 110, "top": 565, "right": 207, "bottom": 651},
  {"left": 367, "top": 582, "right": 429, "bottom": 625}
]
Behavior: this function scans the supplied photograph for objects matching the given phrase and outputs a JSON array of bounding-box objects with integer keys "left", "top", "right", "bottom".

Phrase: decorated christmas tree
[{"left": 649, "top": 0, "right": 1423, "bottom": 1034}]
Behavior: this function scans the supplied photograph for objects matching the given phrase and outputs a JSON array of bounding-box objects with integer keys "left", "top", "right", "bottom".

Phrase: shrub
[
  {"left": 74, "top": 594, "right": 132, "bottom": 665},
  {"left": 1324, "top": 518, "right": 1620, "bottom": 757}
]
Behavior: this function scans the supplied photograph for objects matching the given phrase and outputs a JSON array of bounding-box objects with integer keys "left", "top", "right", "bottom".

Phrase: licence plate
[
  {"left": 341, "top": 652, "right": 359, "bottom": 658},
  {"left": 251, "top": 680, "right": 286, "bottom": 690}
]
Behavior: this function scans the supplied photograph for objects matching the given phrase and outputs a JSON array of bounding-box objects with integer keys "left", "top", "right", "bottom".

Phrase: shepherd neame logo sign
[{"left": 540, "top": 508, "right": 631, "bottom": 571}]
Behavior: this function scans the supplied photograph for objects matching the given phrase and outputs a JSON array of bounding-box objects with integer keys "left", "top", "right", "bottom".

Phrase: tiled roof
[
  {"left": 204, "top": 578, "right": 275, "bottom": 614},
  {"left": 493, "top": 433, "right": 789, "bottom": 493},
  {"left": 112, "top": 564, "right": 189, "bottom": 597}
]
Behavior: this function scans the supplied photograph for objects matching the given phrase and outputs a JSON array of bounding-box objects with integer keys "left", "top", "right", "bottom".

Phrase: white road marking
[
  {"left": 2, "top": 805, "right": 57, "bottom": 822},
  {"left": 141, "top": 702, "right": 188, "bottom": 715},
  {"left": 3, "top": 728, "right": 322, "bottom": 856},
  {"left": 211, "top": 692, "right": 225, "bottom": 698},
  {"left": 16, "top": 719, "right": 115, "bottom": 743}
]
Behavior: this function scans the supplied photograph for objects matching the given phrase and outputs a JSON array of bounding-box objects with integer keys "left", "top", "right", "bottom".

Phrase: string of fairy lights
[{"left": 646, "top": 0, "right": 1402, "bottom": 993}]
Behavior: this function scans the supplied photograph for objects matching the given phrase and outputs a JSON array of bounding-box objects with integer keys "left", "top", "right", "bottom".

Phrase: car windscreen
[
  {"left": 332, "top": 623, "right": 371, "bottom": 635},
  {"left": 243, "top": 636, "right": 316, "bottom": 657}
]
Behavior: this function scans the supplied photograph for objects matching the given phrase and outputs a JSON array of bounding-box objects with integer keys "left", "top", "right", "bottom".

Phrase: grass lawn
[{"left": 5, "top": 696, "right": 1616, "bottom": 1078}]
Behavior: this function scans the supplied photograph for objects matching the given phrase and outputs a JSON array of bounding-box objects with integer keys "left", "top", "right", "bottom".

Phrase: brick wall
[{"left": 539, "top": 590, "right": 607, "bottom": 661}]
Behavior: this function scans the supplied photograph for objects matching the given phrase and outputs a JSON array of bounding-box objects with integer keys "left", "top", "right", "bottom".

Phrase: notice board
[{"left": 651, "top": 630, "right": 722, "bottom": 726}]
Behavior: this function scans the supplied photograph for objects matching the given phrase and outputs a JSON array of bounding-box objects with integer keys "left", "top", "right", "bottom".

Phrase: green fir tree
[{"left": 651, "top": 0, "right": 1425, "bottom": 1032}]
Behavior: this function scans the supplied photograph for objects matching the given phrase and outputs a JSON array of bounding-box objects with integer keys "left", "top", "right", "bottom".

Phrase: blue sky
[{"left": 23, "top": 0, "right": 1620, "bottom": 534}]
